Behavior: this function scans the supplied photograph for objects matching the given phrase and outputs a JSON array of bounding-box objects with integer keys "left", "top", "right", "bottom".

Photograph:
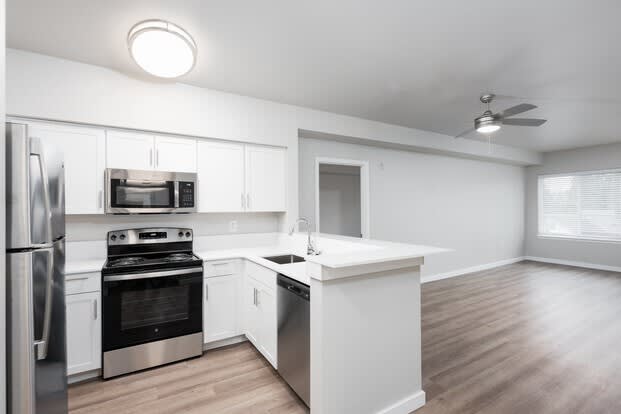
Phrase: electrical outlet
[{"left": 229, "top": 220, "right": 238, "bottom": 233}]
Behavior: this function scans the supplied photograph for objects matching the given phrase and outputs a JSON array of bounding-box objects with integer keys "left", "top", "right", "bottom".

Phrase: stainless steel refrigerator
[{"left": 6, "top": 122, "right": 68, "bottom": 414}]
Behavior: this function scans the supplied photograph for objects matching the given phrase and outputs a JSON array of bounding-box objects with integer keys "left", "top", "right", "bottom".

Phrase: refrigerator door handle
[
  {"left": 34, "top": 248, "right": 54, "bottom": 360},
  {"left": 30, "top": 138, "right": 54, "bottom": 245}
]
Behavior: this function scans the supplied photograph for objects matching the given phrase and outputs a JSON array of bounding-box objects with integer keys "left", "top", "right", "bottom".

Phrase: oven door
[
  {"left": 102, "top": 267, "right": 203, "bottom": 352},
  {"left": 105, "top": 169, "right": 197, "bottom": 214}
]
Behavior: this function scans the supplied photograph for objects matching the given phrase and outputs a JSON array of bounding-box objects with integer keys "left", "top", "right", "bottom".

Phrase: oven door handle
[{"left": 103, "top": 266, "right": 203, "bottom": 282}]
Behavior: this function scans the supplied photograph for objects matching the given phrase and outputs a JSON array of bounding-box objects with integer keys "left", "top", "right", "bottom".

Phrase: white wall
[
  {"left": 299, "top": 137, "right": 526, "bottom": 278},
  {"left": 65, "top": 213, "right": 280, "bottom": 242},
  {"left": 319, "top": 166, "right": 361, "bottom": 237},
  {"left": 525, "top": 142, "right": 621, "bottom": 269}
]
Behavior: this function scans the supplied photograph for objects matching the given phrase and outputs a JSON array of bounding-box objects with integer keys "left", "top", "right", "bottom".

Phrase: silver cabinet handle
[
  {"left": 93, "top": 299, "right": 98, "bottom": 320},
  {"left": 156, "top": 149, "right": 159, "bottom": 168},
  {"left": 149, "top": 148, "right": 153, "bottom": 167},
  {"left": 253, "top": 287, "right": 256, "bottom": 306},
  {"left": 246, "top": 193, "right": 251, "bottom": 210},
  {"left": 241, "top": 193, "right": 245, "bottom": 209},
  {"left": 98, "top": 190, "right": 103, "bottom": 209},
  {"left": 205, "top": 283, "right": 209, "bottom": 301}
]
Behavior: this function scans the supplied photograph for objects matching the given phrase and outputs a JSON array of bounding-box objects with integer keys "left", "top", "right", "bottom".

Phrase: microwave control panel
[{"left": 179, "top": 181, "right": 195, "bottom": 208}]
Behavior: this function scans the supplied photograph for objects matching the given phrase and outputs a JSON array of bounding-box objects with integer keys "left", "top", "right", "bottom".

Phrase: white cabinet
[
  {"left": 65, "top": 272, "right": 101, "bottom": 377},
  {"left": 204, "top": 274, "right": 240, "bottom": 344},
  {"left": 196, "top": 141, "right": 287, "bottom": 213},
  {"left": 242, "top": 276, "right": 261, "bottom": 346},
  {"left": 106, "top": 131, "right": 197, "bottom": 172},
  {"left": 155, "top": 136, "right": 197, "bottom": 173},
  {"left": 197, "top": 141, "right": 245, "bottom": 212},
  {"left": 245, "top": 145, "right": 287, "bottom": 212},
  {"left": 26, "top": 122, "right": 106, "bottom": 214},
  {"left": 257, "top": 287, "right": 277, "bottom": 365},
  {"left": 106, "top": 130, "right": 154, "bottom": 170},
  {"left": 66, "top": 291, "right": 101, "bottom": 375},
  {"left": 242, "top": 261, "right": 278, "bottom": 368}
]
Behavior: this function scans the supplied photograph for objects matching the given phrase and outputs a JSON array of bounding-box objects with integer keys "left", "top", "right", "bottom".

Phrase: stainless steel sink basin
[{"left": 262, "top": 254, "right": 305, "bottom": 265}]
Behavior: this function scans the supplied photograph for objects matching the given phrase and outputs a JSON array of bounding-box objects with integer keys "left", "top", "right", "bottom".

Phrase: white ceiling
[{"left": 7, "top": 0, "right": 621, "bottom": 152}]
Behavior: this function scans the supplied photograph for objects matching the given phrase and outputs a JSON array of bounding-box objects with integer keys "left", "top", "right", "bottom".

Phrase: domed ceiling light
[{"left": 128, "top": 20, "right": 197, "bottom": 78}]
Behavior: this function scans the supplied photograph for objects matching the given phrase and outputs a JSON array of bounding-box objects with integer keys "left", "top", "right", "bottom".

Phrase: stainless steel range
[{"left": 101, "top": 228, "right": 203, "bottom": 379}]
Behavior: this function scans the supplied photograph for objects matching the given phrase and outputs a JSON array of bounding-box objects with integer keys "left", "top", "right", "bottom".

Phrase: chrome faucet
[{"left": 289, "top": 217, "right": 320, "bottom": 255}]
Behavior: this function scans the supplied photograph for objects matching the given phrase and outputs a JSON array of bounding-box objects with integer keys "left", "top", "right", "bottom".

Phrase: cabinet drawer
[
  {"left": 66, "top": 272, "right": 101, "bottom": 295},
  {"left": 245, "top": 260, "right": 276, "bottom": 291},
  {"left": 204, "top": 260, "right": 237, "bottom": 278}
]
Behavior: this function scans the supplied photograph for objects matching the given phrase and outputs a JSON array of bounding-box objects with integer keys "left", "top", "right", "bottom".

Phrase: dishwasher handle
[{"left": 277, "top": 274, "right": 310, "bottom": 301}]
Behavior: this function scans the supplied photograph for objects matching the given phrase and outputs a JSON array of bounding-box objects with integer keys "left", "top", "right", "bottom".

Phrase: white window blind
[{"left": 538, "top": 170, "right": 621, "bottom": 242}]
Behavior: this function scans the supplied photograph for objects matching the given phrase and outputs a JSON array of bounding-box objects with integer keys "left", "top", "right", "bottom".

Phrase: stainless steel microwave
[{"left": 105, "top": 169, "right": 197, "bottom": 214}]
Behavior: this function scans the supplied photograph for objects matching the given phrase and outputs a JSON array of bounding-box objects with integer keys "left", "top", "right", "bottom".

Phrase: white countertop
[{"left": 65, "top": 232, "right": 449, "bottom": 285}]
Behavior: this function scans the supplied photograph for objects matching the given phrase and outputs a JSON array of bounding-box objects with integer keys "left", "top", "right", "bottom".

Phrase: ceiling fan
[{"left": 455, "top": 94, "right": 547, "bottom": 138}]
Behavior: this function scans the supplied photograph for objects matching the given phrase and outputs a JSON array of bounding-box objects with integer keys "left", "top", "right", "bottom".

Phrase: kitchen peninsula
[{"left": 66, "top": 232, "right": 447, "bottom": 414}]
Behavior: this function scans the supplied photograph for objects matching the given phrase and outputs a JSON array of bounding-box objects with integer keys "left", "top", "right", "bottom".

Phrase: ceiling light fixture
[{"left": 128, "top": 20, "right": 197, "bottom": 78}]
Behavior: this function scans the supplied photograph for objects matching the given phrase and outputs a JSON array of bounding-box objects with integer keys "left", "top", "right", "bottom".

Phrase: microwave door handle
[
  {"left": 174, "top": 181, "right": 180, "bottom": 208},
  {"left": 30, "top": 138, "right": 53, "bottom": 245},
  {"left": 34, "top": 248, "right": 54, "bottom": 360}
]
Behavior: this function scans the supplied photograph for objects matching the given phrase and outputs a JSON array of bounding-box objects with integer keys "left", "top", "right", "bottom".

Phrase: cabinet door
[
  {"left": 106, "top": 131, "right": 154, "bottom": 170},
  {"left": 28, "top": 122, "right": 106, "bottom": 214},
  {"left": 66, "top": 292, "right": 101, "bottom": 375},
  {"left": 197, "top": 141, "right": 245, "bottom": 212},
  {"left": 154, "top": 136, "right": 197, "bottom": 173},
  {"left": 258, "top": 287, "right": 278, "bottom": 368},
  {"left": 242, "top": 277, "right": 261, "bottom": 346},
  {"left": 204, "top": 275, "right": 239, "bottom": 343},
  {"left": 245, "top": 146, "right": 287, "bottom": 212}
]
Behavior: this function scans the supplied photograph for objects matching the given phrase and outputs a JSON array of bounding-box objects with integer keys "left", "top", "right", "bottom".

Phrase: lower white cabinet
[
  {"left": 66, "top": 290, "right": 101, "bottom": 375},
  {"left": 242, "top": 262, "right": 278, "bottom": 368},
  {"left": 203, "top": 274, "right": 240, "bottom": 343}
]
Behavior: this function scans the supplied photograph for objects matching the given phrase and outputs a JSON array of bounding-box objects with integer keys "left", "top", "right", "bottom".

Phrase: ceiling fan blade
[
  {"left": 454, "top": 127, "right": 475, "bottom": 138},
  {"left": 502, "top": 118, "right": 547, "bottom": 127},
  {"left": 497, "top": 103, "right": 537, "bottom": 118}
]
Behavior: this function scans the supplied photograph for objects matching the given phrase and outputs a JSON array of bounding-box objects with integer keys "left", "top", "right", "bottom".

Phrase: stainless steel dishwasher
[{"left": 277, "top": 274, "right": 310, "bottom": 407}]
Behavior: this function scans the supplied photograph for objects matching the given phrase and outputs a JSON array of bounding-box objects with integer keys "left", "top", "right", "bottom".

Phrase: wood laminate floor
[{"left": 69, "top": 261, "right": 621, "bottom": 413}]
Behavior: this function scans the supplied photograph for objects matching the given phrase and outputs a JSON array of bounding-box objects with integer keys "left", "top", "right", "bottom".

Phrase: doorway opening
[{"left": 315, "top": 158, "right": 369, "bottom": 238}]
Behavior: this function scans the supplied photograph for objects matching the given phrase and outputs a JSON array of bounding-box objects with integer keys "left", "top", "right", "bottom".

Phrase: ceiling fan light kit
[{"left": 455, "top": 93, "right": 547, "bottom": 138}]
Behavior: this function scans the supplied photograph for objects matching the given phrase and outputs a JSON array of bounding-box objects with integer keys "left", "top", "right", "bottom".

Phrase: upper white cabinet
[
  {"left": 154, "top": 136, "right": 197, "bottom": 173},
  {"left": 106, "top": 130, "right": 154, "bottom": 170},
  {"left": 27, "top": 122, "right": 106, "bottom": 214},
  {"left": 106, "top": 131, "right": 197, "bottom": 172},
  {"left": 197, "top": 141, "right": 245, "bottom": 212},
  {"left": 197, "top": 141, "right": 287, "bottom": 213},
  {"left": 245, "top": 145, "right": 286, "bottom": 212}
]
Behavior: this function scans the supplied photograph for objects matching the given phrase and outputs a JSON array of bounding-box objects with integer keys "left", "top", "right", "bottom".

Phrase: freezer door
[
  {"left": 7, "top": 240, "right": 68, "bottom": 414},
  {"left": 6, "top": 122, "right": 65, "bottom": 249}
]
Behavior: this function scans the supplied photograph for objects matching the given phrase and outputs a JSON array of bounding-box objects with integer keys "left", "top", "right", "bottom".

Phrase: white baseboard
[
  {"left": 378, "top": 390, "right": 426, "bottom": 414},
  {"left": 422, "top": 257, "right": 525, "bottom": 284},
  {"left": 203, "top": 334, "right": 247, "bottom": 351},
  {"left": 68, "top": 369, "right": 100, "bottom": 385},
  {"left": 524, "top": 256, "right": 621, "bottom": 273}
]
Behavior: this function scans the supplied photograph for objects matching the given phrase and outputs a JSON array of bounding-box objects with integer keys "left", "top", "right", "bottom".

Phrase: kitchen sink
[{"left": 262, "top": 254, "right": 305, "bottom": 265}]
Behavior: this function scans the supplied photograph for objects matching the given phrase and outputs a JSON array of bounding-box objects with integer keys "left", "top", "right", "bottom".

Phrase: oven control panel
[{"left": 108, "top": 228, "right": 193, "bottom": 245}]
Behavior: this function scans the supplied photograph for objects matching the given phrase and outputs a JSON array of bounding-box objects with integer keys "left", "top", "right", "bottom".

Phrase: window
[{"left": 538, "top": 169, "right": 621, "bottom": 242}]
